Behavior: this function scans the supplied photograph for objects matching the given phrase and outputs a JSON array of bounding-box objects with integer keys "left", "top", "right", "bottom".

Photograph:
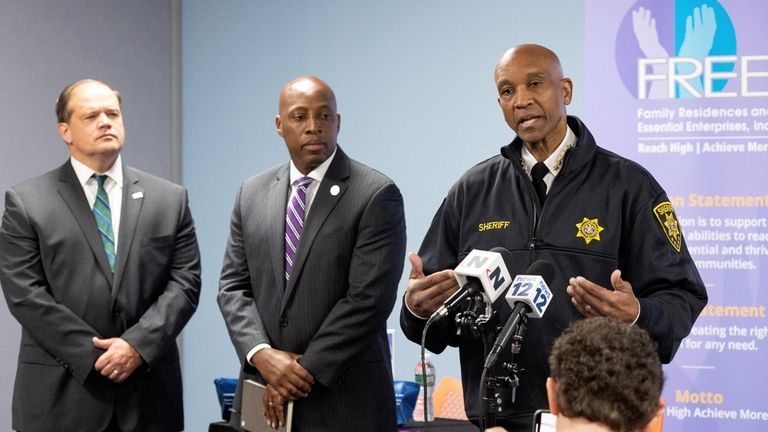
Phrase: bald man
[
  {"left": 218, "top": 76, "right": 406, "bottom": 431},
  {"left": 400, "top": 44, "right": 706, "bottom": 431}
]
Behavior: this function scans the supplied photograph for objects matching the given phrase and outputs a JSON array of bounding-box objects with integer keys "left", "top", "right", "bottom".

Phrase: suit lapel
[
  {"left": 112, "top": 166, "right": 143, "bottom": 297},
  {"left": 56, "top": 162, "right": 114, "bottom": 284},
  {"left": 283, "top": 148, "right": 350, "bottom": 303},
  {"left": 267, "top": 166, "right": 291, "bottom": 294}
]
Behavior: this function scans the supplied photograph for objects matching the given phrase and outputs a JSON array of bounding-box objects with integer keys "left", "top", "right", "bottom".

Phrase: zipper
[{"left": 529, "top": 187, "right": 539, "bottom": 264}]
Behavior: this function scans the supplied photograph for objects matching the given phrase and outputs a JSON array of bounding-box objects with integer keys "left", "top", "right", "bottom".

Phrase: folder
[{"left": 241, "top": 379, "right": 293, "bottom": 432}]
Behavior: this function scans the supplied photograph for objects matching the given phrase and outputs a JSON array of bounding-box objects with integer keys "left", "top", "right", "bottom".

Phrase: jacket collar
[{"left": 500, "top": 115, "right": 597, "bottom": 178}]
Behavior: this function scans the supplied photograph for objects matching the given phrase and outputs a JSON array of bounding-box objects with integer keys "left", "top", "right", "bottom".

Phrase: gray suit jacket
[
  {"left": 218, "top": 147, "right": 405, "bottom": 431},
  {"left": 0, "top": 161, "right": 201, "bottom": 432}
]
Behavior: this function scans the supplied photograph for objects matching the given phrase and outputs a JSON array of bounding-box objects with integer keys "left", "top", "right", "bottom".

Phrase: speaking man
[{"left": 400, "top": 44, "right": 706, "bottom": 431}]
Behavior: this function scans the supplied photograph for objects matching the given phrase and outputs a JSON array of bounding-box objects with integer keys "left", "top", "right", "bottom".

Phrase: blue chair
[
  {"left": 213, "top": 377, "right": 239, "bottom": 421},
  {"left": 394, "top": 380, "right": 419, "bottom": 426}
]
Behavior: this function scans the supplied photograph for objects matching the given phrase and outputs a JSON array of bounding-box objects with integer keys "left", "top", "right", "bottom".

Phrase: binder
[{"left": 241, "top": 379, "right": 293, "bottom": 432}]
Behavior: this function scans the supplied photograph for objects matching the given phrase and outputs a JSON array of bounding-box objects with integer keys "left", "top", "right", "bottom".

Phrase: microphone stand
[
  {"left": 419, "top": 321, "right": 433, "bottom": 430},
  {"left": 499, "top": 315, "right": 527, "bottom": 403},
  {"left": 479, "top": 305, "right": 530, "bottom": 430},
  {"left": 420, "top": 292, "right": 489, "bottom": 430},
  {"left": 454, "top": 292, "right": 493, "bottom": 340}
]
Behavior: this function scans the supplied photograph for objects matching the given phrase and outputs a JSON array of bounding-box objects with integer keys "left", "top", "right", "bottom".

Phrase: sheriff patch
[
  {"left": 653, "top": 201, "right": 682, "bottom": 252},
  {"left": 575, "top": 217, "right": 604, "bottom": 245}
]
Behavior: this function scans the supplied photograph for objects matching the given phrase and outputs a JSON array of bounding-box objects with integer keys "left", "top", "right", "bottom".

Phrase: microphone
[
  {"left": 483, "top": 259, "right": 555, "bottom": 369},
  {"left": 428, "top": 247, "right": 513, "bottom": 324}
]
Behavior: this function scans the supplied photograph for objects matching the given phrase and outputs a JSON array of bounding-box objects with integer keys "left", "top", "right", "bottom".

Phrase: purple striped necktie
[{"left": 285, "top": 176, "right": 313, "bottom": 281}]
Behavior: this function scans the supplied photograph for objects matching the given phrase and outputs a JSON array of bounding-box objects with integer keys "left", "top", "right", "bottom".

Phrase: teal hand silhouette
[{"left": 677, "top": 4, "right": 717, "bottom": 98}]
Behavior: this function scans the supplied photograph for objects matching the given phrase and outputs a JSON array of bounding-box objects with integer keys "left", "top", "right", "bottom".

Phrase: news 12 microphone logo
[
  {"left": 453, "top": 250, "right": 512, "bottom": 304},
  {"left": 613, "top": 0, "right": 766, "bottom": 100},
  {"left": 506, "top": 275, "right": 552, "bottom": 318}
]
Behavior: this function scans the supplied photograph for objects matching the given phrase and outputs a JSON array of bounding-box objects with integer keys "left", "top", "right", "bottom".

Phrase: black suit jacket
[
  {"left": 218, "top": 147, "right": 406, "bottom": 431},
  {"left": 0, "top": 161, "right": 201, "bottom": 432}
]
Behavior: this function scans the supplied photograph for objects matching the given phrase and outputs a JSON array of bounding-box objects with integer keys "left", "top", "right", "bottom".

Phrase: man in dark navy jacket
[{"left": 401, "top": 44, "right": 706, "bottom": 431}]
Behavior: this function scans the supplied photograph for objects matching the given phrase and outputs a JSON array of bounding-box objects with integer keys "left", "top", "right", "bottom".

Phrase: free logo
[{"left": 615, "top": 0, "right": 738, "bottom": 99}]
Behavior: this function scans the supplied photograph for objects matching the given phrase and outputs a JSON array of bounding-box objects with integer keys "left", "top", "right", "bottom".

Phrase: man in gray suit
[
  {"left": 0, "top": 79, "right": 201, "bottom": 432},
  {"left": 218, "top": 76, "right": 405, "bottom": 431}
]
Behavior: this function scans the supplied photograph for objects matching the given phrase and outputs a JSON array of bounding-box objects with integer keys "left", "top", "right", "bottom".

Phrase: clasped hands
[
  {"left": 405, "top": 252, "right": 639, "bottom": 323},
  {"left": 251, "top": 348, "right": 314, "bottom": 429},
  {"left": 92, "top": 337, "right": 143, "bottom": 384}
]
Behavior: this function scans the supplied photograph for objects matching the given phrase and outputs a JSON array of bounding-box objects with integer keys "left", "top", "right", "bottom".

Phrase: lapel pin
[
  {"left": 132, "top": 191, "right": 144, "bottom": 199},
  {"left": 330, "top": 185, "right": 340, "bottom": 196}
]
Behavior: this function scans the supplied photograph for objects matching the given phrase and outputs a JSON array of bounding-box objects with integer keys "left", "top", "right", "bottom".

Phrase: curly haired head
[{"left": 548, "top": 317, "right": 664, "bottom": 432}]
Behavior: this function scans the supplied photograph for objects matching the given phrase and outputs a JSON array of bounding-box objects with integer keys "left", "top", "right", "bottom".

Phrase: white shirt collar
[
  {"left": 521, "top": 126, "right": 577, "bottom": 176},
  {"left": 288, "top": 146, "right": 338, "bottom": 185},
  {"left": 70, "top": 155, "right": 124, "bottom": 188}
]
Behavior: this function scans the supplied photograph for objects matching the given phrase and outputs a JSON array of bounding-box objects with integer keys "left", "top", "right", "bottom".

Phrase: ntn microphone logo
[
  {"left": 487, "top": 266, "right": 506, "bottom": 289},
  {"left": 454, "top": 250, "right": 512, "bottom": 304},
  {"left": 463, "top": 254, "right": 490, "bottom": 269},
  {"left": 615, "top": 0, "right": 737, "bottom": 99}
]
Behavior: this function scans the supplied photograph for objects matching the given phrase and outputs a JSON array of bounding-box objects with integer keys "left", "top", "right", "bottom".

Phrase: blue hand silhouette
[{"left": 676, "top": 4, "right": 717, "bottom": 98}]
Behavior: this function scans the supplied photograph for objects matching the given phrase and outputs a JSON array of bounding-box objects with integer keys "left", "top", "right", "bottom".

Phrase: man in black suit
[
  {"left": 0, "top": 79, "right": 201, "bottom": 431},
  {"left": 218, "top": 75, "right": 406, "bottom": 430}
]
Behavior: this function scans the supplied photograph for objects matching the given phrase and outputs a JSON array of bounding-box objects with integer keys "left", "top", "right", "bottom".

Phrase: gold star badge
[{"left": 576, "top": 217, "right": 604, "bottom": 245}]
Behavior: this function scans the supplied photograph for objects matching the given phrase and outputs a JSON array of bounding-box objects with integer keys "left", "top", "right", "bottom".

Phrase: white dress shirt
[{"left": 521, "top": 126, "right": 577, "bottom": 193}]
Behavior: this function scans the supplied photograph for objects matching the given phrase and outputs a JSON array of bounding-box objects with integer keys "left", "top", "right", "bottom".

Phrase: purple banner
[{"left": 586, "top": 0, "right": 768, "bottom": 431}]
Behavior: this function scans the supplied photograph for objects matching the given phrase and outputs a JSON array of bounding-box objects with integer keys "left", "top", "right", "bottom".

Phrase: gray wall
[
  {"left": 0, "top": 0, "right": 175, "bottom": 430},
  {"left": 180, "top": 1, "right": 584, "bottom": 430},
  {"left": 0, "top": 2, "right": 586, "bottom": 430}
]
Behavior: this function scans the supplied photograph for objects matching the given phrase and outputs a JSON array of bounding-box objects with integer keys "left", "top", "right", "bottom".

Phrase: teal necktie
[{"left": 92, "top": 175, "right": 116, "bottom": 271}]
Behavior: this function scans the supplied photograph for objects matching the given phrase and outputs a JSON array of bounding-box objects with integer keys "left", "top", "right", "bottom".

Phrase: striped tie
[
  {"left": 284, "top": 176, "right": 313, "bottom": 281},
  {"left": 92, "top": 175, "right": 116, "bottom": 271}
]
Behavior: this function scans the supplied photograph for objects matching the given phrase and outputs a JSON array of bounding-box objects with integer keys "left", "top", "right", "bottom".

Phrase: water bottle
[{"left": 413, "top": 353, "right": 435, "bottom": 421}]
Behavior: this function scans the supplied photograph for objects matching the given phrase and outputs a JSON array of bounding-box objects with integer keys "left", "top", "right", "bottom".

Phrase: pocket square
[{"left": 132, "top": 192, "right": 144, "bottom": 199}]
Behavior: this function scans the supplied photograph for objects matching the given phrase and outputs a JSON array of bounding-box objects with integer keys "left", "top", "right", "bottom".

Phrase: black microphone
[
  {"left": 483, "top": 259, "right": 555, "bottom": 369},
  {"left": 427, "top": 247, "right": 514, "bottom": 324}
]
